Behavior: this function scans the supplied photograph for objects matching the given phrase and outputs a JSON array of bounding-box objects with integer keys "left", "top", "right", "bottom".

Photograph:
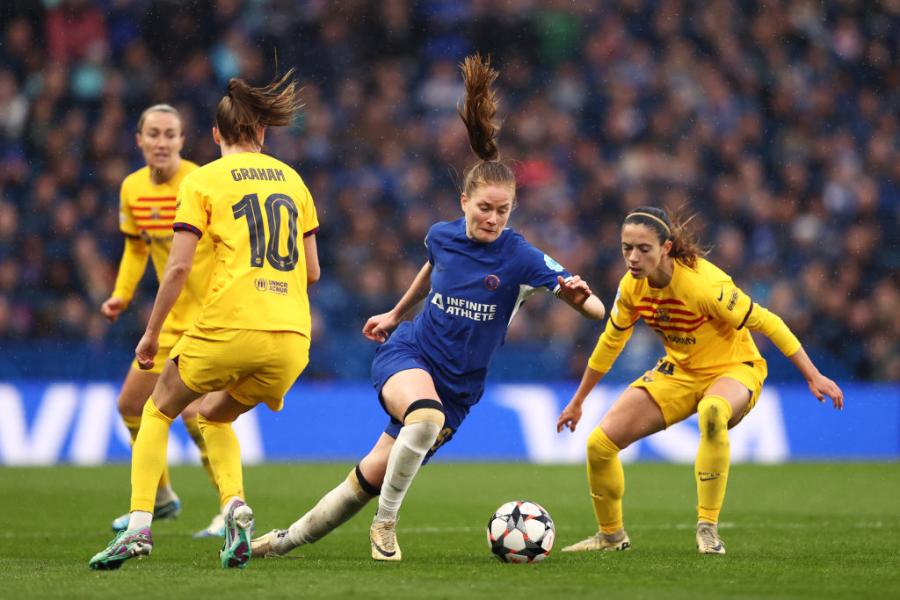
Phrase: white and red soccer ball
[{"left": 487, "top": 500, "right": 555, "bottom": 563}]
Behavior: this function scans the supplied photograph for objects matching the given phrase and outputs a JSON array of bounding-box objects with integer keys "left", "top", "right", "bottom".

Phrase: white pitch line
[{"left": 314, "top": 521, "right": 888, "bottom": 535}]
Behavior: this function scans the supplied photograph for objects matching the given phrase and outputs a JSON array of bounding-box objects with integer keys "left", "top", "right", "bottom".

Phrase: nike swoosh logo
[
  {"left": 371, "top": 540, "right": 396, "bottom": 557},
  {"left": 699, "top": 475, "right": 720, "bottom": 481},
  {"left": 717, "top": 286, "right": 724, "bottom": 301}
]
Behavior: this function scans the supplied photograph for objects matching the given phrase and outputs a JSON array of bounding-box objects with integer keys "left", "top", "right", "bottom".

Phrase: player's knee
[
  {"left": 697, "top": 395, "right": 732, "bottom": 439},
  {"left": 587, "top": 427, "right": 620, "bottom": 463},
  {"left": 350, "top": 464, "right": 381, "bottom": 498},
  {"left": 403, "top": 399, "right": 445, "bottom": 431},
  {"left": 398, "top": 399, "right": 445, "bottom": 452},
  {"left": 117, "top": 393, "right": 143, "bottom": 417}
]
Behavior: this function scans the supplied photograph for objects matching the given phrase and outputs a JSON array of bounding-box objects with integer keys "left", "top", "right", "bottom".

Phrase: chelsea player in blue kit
[{"left": 251, "top": 54, "right": 606, "bottom": 562}]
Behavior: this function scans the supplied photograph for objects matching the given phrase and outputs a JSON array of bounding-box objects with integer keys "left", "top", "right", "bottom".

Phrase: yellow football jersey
[
  {"left": 589, "top": 257, "right": 801, "bottom": 374},
  {"left": 173, "top": 151, "right": 319, "bottom": 336},
  {"left": 117, "top": 159, "right": 214, "bottom": 335}
]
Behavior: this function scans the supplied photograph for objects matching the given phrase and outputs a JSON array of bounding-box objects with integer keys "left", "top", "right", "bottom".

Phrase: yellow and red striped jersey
[
  {"left": 117, "top": 159, "right": 214, "bottom": 335},
  {"left": 588, "top": 257, "right": 801, "bottom": 374}
]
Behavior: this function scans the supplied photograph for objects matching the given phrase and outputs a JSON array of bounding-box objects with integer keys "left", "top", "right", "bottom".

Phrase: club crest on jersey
[
  {"left": 655, "top": 307, "right": 671, "bottom": 322},
  {"left": 484, "top": 274, "right": 500, "bottom": 291},
  {"left": 543, "top": 254, "right": 564, "bottom": 272}
]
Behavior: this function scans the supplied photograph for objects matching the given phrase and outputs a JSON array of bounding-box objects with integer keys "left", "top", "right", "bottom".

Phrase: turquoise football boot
[
  {"left": 89, "top": 527, "right": 153, "bottom": 570},
  {"left": 220, "top": 501, "right": 254, "bottom": 569}
]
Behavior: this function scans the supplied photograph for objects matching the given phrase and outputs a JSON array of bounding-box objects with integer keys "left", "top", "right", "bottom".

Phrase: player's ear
[
  {"left": 257, "top": 126, "right": 266, "bottom": 148},
  {"left": 460, "top": 193, "right": 468, "bottom": 212},
  {"left": 662, "top": 239, "right": 673, "bottom": 256},
  {"left": 212, "top": 127, "right": 221, "bottom": 145},
  {"left": 134, "top": 132, "right": 142, "bottom": 148}
]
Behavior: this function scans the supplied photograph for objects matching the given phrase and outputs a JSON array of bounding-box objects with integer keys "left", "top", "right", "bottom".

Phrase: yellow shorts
[
  {"left": 130, "top": 329, "right": 182, "bottom": 375},
  {"left": 170, "top": 326, "right": 310, "bottom": 411},
  {"left": 631, "top": 357, "right": 768, "bottom": 427}
]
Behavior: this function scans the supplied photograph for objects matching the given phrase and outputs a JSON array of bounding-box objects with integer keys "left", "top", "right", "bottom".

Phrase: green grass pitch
[{"left": 1, "top": 463, "right": 898, "bottom": 599}]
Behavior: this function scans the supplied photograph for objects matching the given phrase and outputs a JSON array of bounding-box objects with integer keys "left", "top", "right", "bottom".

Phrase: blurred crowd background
[{"left": 0, "top": 0, "right": 897, "bottom": 382}]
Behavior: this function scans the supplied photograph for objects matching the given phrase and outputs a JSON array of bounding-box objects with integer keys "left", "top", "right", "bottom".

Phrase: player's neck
[
  {"left": 220, "top": 141, "right": 261, "bottom": 156},
  {"left": 149, "top": 157, "right": 180, "bottom": 184},
  {"left": 647, "top": 257, "right": 674, "bottom": 288}
]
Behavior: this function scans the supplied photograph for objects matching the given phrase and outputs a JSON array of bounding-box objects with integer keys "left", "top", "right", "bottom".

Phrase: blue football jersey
[{"left": 410, "top": 218, "right": 571, "bottom": 383}]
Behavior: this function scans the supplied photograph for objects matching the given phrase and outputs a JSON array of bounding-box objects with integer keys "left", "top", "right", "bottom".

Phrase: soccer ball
[{"left": 486, "top": 500, "right": 555, "bottom": 563}]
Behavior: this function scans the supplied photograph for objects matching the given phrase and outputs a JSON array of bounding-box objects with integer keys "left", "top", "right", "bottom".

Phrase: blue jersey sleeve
[
  {"left": 424, "top": 223, "right": 438, "bottom": 265},
  {"left": 514, "top": 235, "right": 570, "bottom": 291}
]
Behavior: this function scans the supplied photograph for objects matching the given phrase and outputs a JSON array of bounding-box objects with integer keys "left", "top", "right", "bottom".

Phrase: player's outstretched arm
[
  {"left": 135, "top": 231, "right": 199, "bottom": 369},
  {"left": 787, "top": 346, "right": 844, "bottom": 410},
  {"left": 362, "top": 261, "right": 433, "bottom": 343},
  {"left": 557, "top": 366, "right": 605, "bottom": 433},
  {"left": 736, "top": 299, "right": 844, "bottom": 410},
  {"left": 555, "top": 275, "right": 606, "bottom": 320}
]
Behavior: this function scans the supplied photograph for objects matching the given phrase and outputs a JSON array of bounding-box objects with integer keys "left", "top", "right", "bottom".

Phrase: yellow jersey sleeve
[
  {"left": 173, "top": 174, "right": 208, "bottom": 238},
  {"left": 587, "top": 277, "right": 638, "bottom": 373},
  {"left": 698, "top": 278, "right": 755, "bottom": 330},
  {"left": 111, "top": 237, "right": 150, "bottom": 304},
  {"left": 699, "top": 276, "right": 801, "bottom": 358},
  {"left": 118, "top": 178, "right": 139, "bottom": 236},
  {"left": 297, "top": 182, "right": 319, "bottom": 237}
]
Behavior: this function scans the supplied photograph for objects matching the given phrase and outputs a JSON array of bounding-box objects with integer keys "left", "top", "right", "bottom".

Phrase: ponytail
[
  {"left": 457, "top": 54, "right": 515, "bottom": 197},
  {"left": 215, "top": 70, "right": 303, "bottom": 147}
]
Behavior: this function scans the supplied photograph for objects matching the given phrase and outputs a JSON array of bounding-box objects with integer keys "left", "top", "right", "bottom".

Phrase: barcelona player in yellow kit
[
  {"left": 89, "top": 71, "right": 318, "bottom": 571},
  {"left": 100, "top": 104, "right": 221, "bottom": 537},
  {"left": 557, "top": 207, "right": 843, "bottom": 555}
]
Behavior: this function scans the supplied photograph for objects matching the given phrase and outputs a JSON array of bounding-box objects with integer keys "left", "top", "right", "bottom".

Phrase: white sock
[
  {"left": 286, "top": 471, "right": 375, "bottom": 550},
  {"left": 375, "top": 420, "right": 441, "bottom": 522},
  {"left": 127, "top": 510, "right": 152, "bottom": 531},
  {"left": 154, "top": 485, "right": 177, "bottom": 506}
]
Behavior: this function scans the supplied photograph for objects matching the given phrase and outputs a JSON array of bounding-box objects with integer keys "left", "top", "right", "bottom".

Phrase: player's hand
[
  {"left": 101, "top": 297, "right": 126, "bottom": 322},
  {"left": 362, "top": 311, "right": 399, "bottom": 343},
  {"left": 135, "top": 333, "right": 158, "bottom": 371},
  {"left": 557, "top": 400, "right": 583, "bottom": 433},
  {"left": 807, "top": 373, "right": 844, "bottom": 410},
  {"left": 556, "top": 275, "right": 592, "bottom": 306}
]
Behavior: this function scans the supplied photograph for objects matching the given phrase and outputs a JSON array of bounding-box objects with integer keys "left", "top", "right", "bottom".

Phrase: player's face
[
  {"left": 461, "top": 184, "right": 514, "bottom": 243},
  {"left": 137, "top": 111, "right": 184, "bottom": 173},
  {"left": 621, "top": 223, "right": 670, "bottom": 279}
]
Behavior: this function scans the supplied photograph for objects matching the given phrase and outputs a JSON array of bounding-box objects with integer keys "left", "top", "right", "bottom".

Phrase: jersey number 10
[{"left": 232, "top": 193, "right": 299, "bottom": 272}]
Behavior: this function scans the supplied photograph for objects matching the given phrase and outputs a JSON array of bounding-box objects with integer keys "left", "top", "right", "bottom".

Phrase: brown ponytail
[
  {"left": 457, "top": 54, "right": 516, "bottom": 197},
  {"left": 624, "top": 206, "right": 707, "bottom": 268},
  {"left": 215, "top": 70, "right": 303, "bottom": 147}
]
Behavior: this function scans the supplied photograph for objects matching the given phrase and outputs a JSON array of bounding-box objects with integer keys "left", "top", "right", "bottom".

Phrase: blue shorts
[{"left": 371, "top": 322, "right": 484, "bottom": 463}]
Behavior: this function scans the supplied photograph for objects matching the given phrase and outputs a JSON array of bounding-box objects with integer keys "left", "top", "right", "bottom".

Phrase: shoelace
[
  {"left": 373, "top": 523, "right": 397, "bottom": 551},
  {"left": 698, "top": 527, "right": 719, "bottom": 547}
]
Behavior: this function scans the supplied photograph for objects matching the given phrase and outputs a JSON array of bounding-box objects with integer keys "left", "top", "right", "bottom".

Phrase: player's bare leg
[{"left": 563, "top": 386, "right": 664, "bottom": 552}]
